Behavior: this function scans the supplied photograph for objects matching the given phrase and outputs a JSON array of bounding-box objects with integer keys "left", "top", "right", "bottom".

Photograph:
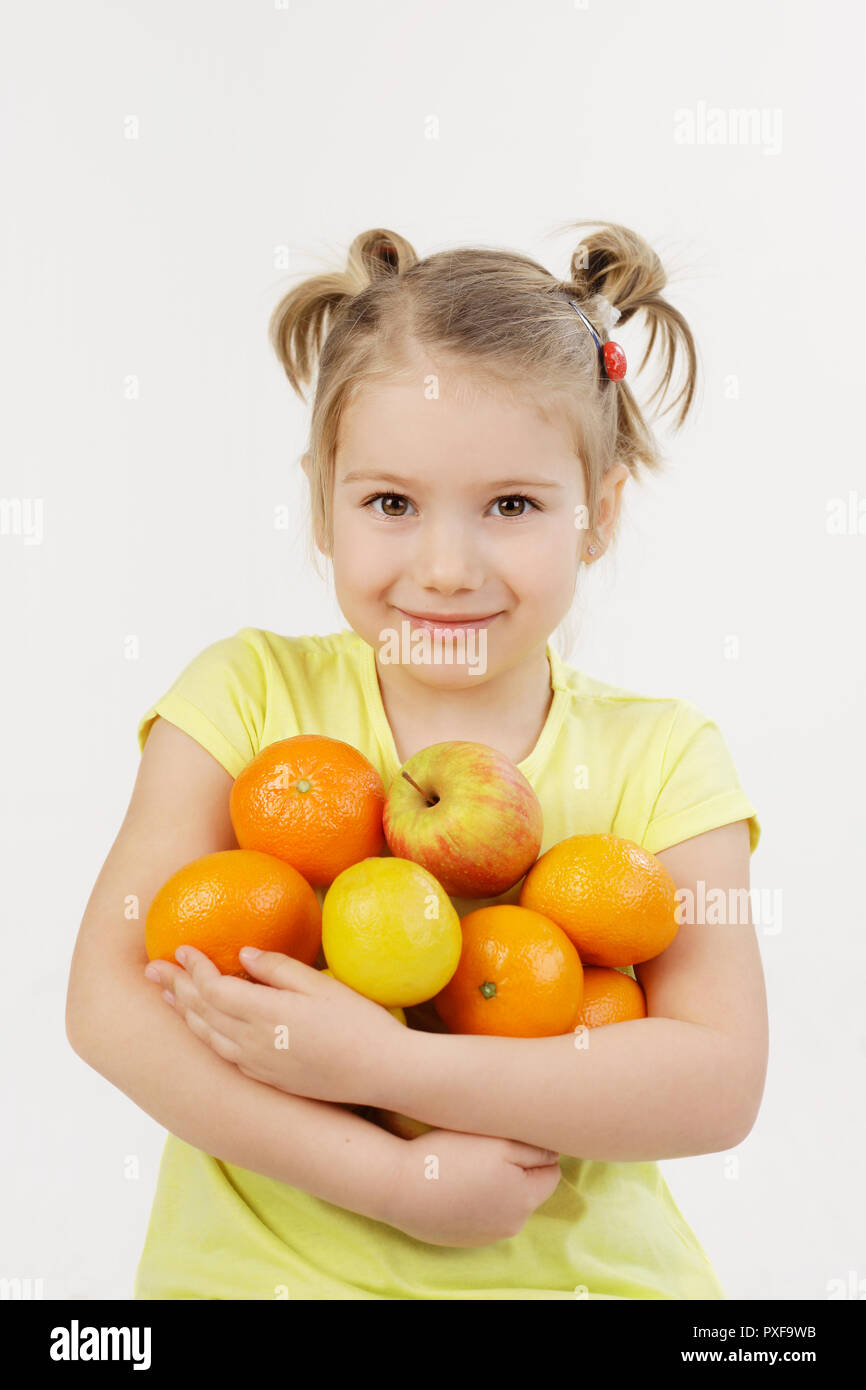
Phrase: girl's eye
[
  {"left": 493, "top": 494, "right": 539, "bottom": 518},
  {"left": 365, "top": 493, "right": 415, "bottom": 518},
  {"left": 363, "top": 493, "right": 540, "bottom": 519}
]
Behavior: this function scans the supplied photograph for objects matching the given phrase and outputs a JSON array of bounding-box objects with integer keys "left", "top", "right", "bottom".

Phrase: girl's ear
[{"left": 595, "top": 461, "right": 630, "bottom": 543}]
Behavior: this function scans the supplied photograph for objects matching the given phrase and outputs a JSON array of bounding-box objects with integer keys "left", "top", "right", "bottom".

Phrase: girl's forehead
[
  {"left": 337, "top": 401, "right": 576, "bottom": 482},
  {"left": 341, "top": 372, "right": 569, "bottom": 436}
]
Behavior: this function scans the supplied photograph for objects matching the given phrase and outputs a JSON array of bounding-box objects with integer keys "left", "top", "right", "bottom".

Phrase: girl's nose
[{"left": 409, "top": 518, "right": 486, "bottom": 592}]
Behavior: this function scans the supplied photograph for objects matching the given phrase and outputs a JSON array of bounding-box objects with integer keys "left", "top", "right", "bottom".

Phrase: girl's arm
[
  {"left": 65, "top": 716, "right": 404, "bottom": 1223},
  {"left": 69, "top": 950, "right": 406, "bottom": 1219},
  {"left": 372, "top": 821, "right": 769, "bottom": 1161}
]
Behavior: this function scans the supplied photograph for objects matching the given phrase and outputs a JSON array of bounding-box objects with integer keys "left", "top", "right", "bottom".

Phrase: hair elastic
[{"left": 568, "top": 298, "right": 627, "bottom": 381}]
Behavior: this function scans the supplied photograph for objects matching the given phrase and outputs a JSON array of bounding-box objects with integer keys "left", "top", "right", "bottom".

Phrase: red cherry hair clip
[{"left": 568, "top": 298, "right": 627, "bottom": 382}]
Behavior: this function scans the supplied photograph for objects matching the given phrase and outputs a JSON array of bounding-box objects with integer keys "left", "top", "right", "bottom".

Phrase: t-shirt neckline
[{"left": 354, "top": 628, "right": 570, "bottom": 785}]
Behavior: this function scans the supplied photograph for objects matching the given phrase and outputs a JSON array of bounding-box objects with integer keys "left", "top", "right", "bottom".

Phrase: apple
[{"left": 382, "top": 741, "right": 543, "bottom": 898}]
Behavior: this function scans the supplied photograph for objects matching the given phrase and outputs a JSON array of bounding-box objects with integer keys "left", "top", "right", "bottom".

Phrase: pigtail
[
  {"left": 567, "top": 220, "right": 698, "bottom": 431},
  {"left": 268, "top": 228, "right": 417, "bottom": 401},
  {"left": 344, "top": 228, "right": 418, "bottom": 290}
]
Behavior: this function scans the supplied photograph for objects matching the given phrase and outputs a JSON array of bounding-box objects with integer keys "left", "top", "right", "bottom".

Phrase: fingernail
[
  {"left": 144, "top": 965, "right": 161, "bottom": 982},
  {"left": 175, "top": 948, "right": 187, "bottom": 965},
  {"left": 162, "top": 990, "right": 175, "bottom": 1006},
  {"left": 240, "top": 947, "right": 261, "bottom": 960}
]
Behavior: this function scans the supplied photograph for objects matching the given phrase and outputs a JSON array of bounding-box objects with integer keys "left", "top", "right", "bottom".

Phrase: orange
[
  {"left": 519, "top": 834, "right": 678, "bottom": 967},
  {"left": 573, "top": 966, "right": 647, "bottom": 1029},
  {"left": 229, "top": 735, "right": 386, "bottom": 888},
  {"left": 432, "top": 905, "right": 584, "bottom": 1038},
  {"left": 146, "top": 848, "right": 321, "bottom": 978}
]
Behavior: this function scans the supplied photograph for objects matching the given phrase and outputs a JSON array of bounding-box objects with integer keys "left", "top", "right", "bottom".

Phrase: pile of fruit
[{"left": 146, "top": 735, "right": 680, "bottom": 1138}]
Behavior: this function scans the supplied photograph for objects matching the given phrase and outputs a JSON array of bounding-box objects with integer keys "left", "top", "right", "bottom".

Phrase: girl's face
[{"left": 325, "top": 367, "right": 625, "bottom": 687}]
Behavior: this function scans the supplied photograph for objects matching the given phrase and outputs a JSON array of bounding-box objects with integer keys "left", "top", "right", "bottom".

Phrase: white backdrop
[{"left": 2, "top": 0, "right": 864, "bottom": 1301}]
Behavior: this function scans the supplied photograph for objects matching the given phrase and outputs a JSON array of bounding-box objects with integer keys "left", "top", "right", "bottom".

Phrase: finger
[
  {"left": 175, "top": 945, "right": 253, "bottom": 1022},
  {"left": 503, "top": 1140, "right": 561, "bottom": 1167},
  {"left": 156, "top": 948, "right": 292, "bottom": 1027},
  {"left": 170, "top": 970, "right": 248, "bottom": 1040},
  {"left": 174, "top": 944, "right": 223, "bottom": 979},
  {"left": 156, "top": 946, "right": 219, "bottom": 1012},
  {"left": 144, "top": 960, "right": 186, "bottom": 990},
  {"left": 181, "top": 1008, "right": 243, "bottom": 1064},
  {"left": 237, "top": 949, "right": 319, "bottom": 993},
  {"left": 200, "top": 967, "right": 296, "bottom": 1025},
  {"left": 150, "top": 962, "right": 213, "bottom": 1023}
]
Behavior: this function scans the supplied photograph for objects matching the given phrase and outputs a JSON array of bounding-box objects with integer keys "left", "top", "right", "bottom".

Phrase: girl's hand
[
  {"left": 143, "top": 945, "right": 404, "bottom": 1105},
  {"left": 383, "top": 1129, "right": 562, "bottom": 1247}
]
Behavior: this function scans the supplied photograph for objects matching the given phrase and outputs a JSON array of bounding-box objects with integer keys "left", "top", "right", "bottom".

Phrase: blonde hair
[{"left": 269, "top": 221, "right": 698, "bottom": 653}]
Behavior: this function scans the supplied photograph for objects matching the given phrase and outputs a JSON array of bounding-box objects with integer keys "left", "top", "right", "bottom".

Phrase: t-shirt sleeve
[
  {"left": 642, "top": 699, "right": 761, "bottom": 856},
  {"left": 136, "top": 627, "right": 270, "bottom": 778}
]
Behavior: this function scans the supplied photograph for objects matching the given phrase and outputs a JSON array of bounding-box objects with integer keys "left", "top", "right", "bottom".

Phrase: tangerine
[
  {"left": 432, "top": 905, "right": 584, "bottom": 1038},
  {"left": 145, "top": 848, "right": 321, "bottom": 978},
  {"left": 230, "top": 735, "right": 386, "bottom": 887},
  {"left": 519, "top": 834, "right": 678, "bottom": 967},
  {"left": 573, "top": 966, "right": 647, "bottom": 1029}
]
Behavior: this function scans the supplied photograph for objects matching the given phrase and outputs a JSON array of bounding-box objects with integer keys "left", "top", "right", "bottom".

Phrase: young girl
[{"left": 70, "top": 221, "right": 767, "bottom": 1300}]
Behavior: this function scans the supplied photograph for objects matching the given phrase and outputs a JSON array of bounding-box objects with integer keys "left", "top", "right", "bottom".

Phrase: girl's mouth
[{"left": 395, "top": 608, "right": 502, "bottom": 635}]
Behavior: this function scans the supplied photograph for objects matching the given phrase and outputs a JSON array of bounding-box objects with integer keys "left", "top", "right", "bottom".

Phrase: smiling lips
[{"left": 398, "top": 609, "right": 501, "bottom": 627}]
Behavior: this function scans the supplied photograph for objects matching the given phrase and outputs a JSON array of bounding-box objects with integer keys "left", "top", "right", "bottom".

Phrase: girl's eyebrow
[{"left": 339, "top": 469, "right": 565, "bottom": 490}]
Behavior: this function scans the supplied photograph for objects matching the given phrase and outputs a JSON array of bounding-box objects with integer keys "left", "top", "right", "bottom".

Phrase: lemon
[
  {"left": 322, "top": 857, "right": 462, "bottom": 1008},
  {"left": 320, "top": 967, "right": 407, "bottom": 1025}
]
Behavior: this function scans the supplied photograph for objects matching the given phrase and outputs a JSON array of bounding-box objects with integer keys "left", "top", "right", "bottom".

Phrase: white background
[{"left": 2, "top": 0, "right": 864, "bottom": 1301}]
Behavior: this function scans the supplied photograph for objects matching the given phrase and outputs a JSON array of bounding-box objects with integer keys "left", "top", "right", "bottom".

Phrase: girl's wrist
[{"left": 321, "top": 1104, "right": 417, "bottom": 1229}]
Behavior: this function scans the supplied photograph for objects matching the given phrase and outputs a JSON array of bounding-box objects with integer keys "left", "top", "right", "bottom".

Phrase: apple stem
[{"left": 401, "top": 769, "right": 438, "bottom": 807}]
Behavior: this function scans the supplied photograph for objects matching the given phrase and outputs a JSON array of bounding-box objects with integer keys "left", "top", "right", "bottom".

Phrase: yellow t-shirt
[{"left": 133, "top": 626, "right": 761, "bottom": 1301}]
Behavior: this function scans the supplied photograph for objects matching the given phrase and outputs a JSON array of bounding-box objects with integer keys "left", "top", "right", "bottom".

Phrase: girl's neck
[{"left": 372, "top": 639, "right": 555, "bottom": 767}]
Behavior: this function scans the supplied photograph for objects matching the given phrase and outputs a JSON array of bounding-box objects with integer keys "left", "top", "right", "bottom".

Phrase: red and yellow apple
[{"left": 382, "top": 741, "right": 543, "bottom": 898}]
